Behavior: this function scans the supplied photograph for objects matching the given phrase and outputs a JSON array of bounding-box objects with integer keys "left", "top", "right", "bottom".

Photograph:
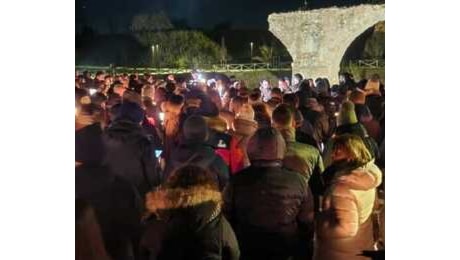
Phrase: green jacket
[{"left": 279, "top": 127, "right": 325, "bottom": 181}]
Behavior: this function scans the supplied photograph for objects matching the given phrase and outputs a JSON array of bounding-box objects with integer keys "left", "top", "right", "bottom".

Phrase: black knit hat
[
  {"left": 115, "top": 101, "right": 145, "bottom": 124},
  {"left": 183, "top": 115, "right": 209, "bottom": 142}
]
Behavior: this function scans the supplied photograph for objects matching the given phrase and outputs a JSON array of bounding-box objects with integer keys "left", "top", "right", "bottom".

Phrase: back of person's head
[
  {"left": 122, "top": 90, "right": 143, "bottom": 107},
  {"left": 115, "top": 101, "right": 145, "bottom": 124},
  {"left": 183, "top": 115, "right": 209, "bottom": 142},
  {"left": 235, "top": 103, "right": 255, "bottom": 122},
  {"left": 349, "top": 90, "right": 366, "bottom": 104},
  {"left": 165, "top": 82, "right": 176, "bottom": 93},
  {"left": 270, "top": 87, "right": 282, "bottom": 100},
  {"left": 230, "top": 96, "right": 248, "bottom": 114},
  {"left": 76, "top": 96, "right": 103, "bottom": 128},
  {"left": 91, "top": 93, "right": 107, "bottom": 109},
  {"left": 154, "top": 87, "right": 167, "bottom": 104},
  {"left": 238, "top": 86, "right": 249, "bottom": 98},
  {"left": 249, "top": 91, "right": 262, "bottom": 104},
  {"left": 272, "top": 103, "right": 294, "bottom": 129},
  {"left": 252, "top": 102, "right": 272, "bottom": 128},
  {"left": 332, "top": 133, "right": 372, "bottom": 165},
  {"left": 282, "top": 93, "right": 299, "bottom": 108},
  {"left": 76, "top": 88, "right": 88, "bottom": 103},
  {"left": 76, "top": 199, "right": 111, "bottom": 260},
  {"left": 142, "top": 85, "right": 154, "bottom": 99},
  {"left": 247, "top": 127, "right": 286, "bottom": 162},
  {"left": 163, "top": 94, "right": 184, "bottom": 115},
  {"left": 207, "top": 89, "right": 223, "bottom": 111},
  {"left": 293, "top": 73, "right": 303, "bottom": 83}
]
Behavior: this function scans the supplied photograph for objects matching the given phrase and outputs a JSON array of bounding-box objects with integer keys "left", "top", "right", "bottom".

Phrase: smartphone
[{"left": 154, "top": 150, "right": 163, "bottom": 158}]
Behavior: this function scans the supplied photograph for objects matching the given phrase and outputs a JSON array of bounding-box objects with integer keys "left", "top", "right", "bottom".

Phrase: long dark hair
[{"left": 76, "top": 199, "right": 111, "bottom": 260}]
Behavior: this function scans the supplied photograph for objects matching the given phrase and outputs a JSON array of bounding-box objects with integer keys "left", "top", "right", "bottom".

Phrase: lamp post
[
  {"left": 250, "top": 42, "right": 254, "bottom": 63},
  {"left": 151, "top": 45, "right": 156, "bottom": 69}
]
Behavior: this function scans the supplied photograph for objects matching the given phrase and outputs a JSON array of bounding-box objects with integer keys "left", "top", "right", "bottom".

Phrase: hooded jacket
[
  {"left": 223, "top": 165, "right": 315, "bottom": 260},
  {"left": 164, "top": 142, "right": 229, "bottom": 190},
  {"left": 314, "top": 160, "right": 382, "bottom": 260},
  {"left": 103, "top": 119, "right": 161, "bottom": 196},
  {"left": 141, "top": 185, "right": 240, "bottom": 260}
]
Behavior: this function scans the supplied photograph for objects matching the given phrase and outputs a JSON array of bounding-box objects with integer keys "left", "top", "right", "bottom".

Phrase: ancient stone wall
[{"left": 268, "top": 4, "right": 384, "bottom": 84}]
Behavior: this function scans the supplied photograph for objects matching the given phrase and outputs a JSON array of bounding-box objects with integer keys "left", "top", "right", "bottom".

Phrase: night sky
[{"left": 76, "top": 0, "right": 382, "bottom": 33}]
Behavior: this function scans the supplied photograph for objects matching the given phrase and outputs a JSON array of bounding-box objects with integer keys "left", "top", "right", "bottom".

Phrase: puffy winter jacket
[
  {"left": 223, "top": 165, "right": 315, "bottom": 260},
  {"left": 314, "top": 160, "right": 382, "bottom": 260}
]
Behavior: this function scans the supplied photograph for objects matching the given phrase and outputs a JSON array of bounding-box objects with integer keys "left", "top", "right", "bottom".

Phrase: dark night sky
[{"left": 76, "top": 0, "right": 382, "bottom": 33}]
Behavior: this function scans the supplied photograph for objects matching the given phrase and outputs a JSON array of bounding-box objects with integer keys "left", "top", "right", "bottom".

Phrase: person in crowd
[
  {"left": 291, "top": 73, "right": 303, "bottom": 93},
  {"left": 323, "top": 101, "right": 380, "bottom": 167},
  {"left": 251, "top": 102, "right": 272, "bottom": 129},
  {"left": 164, "top": 115, "right": 229, "bottom": 190},
  {"left": 259, "top": 79, "right": 272, "bottom": 102},
  {"left": 230, "top": 96, "right": 248, "bottom": 116},
  {"left": 267, "top": 87, "right": 283, "bottom": 109},
  {"left": 123, "top": 90, "right": 143, "bottom": 107},
  {"left": 76, "top": 95, "right": 104, "bottom": 131},
  {"left": 282, "top": 93, "right": 319, "bottom": 150},
  {"left": 358, "top": 106, "right": 382, "bottom": 145},
  {"left": 76, "top": 101, "right": 143, "bottom": 260},
  {"left": 298, "top": 97, "right": 331, "bottom": 150},
  {"left": 76, "top": 199, "right": 112, "bottom": 260},
  {"left": 223, "top": 127, "right": 315, "bottom": 260},
  {"left": 272, "top": 104, "right": 325, "bottom": 213},
  {"left": 314, "top": 134, "right": 382, "bottom": 260},
  {"left": 278, "top": 77, "right": 290, "bottom": 93},
  {"left": 112, "top": 81, "right": 127, "bottom": 99},
  {"left": 349, "top": 90, "right": 368, "bottom": 120},
  {"left": 141, "top": 165, "right": 240, "bottom": 260},
  {"left": 228, "top": 104, "right": 258, "bottom": 174},
  {"left": 161, "top": 94, "right": 185, "bottom": 163},
  {"left": 248, "top": 89, "right": 262, "bottom": 104},
  {"left": 103, "top": 101, "right": 161, "bottom": 196}
]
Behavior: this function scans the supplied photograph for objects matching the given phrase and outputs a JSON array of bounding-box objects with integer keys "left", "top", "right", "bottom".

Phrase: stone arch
[{"left": 268, "top": 4, "right": 384, "bottom": 83}]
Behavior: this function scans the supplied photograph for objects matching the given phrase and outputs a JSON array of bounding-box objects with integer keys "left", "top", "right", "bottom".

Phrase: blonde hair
[{"left": 332, "top": 134, "right": 373, "bottom": 165}]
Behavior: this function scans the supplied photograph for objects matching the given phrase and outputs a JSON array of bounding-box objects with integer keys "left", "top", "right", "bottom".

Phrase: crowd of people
[{"left": 75, "top": 69, "right": 385, "bottom": 260}]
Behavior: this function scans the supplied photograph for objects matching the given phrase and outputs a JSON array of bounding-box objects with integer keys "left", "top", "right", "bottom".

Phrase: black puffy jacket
[
  {"left": 141, "top": 186, "right": 240, "bottom": 260},
  {"left": 76, "top": 165, "right": 143, "bottom": 260},
  {"left": 223, "top": 165, "right": 315, "bottom": 260},
  {"left": 103, "top": 119, "right": 161, "bottom": 196}
]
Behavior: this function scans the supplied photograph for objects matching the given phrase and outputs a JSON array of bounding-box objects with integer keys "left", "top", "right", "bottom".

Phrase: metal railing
[
  {"left": 349, "top": 59, "right": 385, "bottom": 68},
  {"left": 75, "top": 62, "right": 292, "bottom": 74}
]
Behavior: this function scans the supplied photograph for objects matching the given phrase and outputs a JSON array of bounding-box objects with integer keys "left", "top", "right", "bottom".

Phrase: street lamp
[{"left": 250, "top": 42, "right": 254, "bottom": 62}]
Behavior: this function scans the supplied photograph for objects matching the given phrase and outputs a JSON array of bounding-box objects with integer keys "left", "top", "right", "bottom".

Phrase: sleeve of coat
[
  {"left": 297, "top": 180, "right": 315, "bottom": 239},
  {"left": 319, "top": 184, "right": 360, "bottom": 239},
  {"left": 221, "top": 216, "right": 240, "bottom": 260},
  {"left": 222, "top": 183, "right": 235, "bottom": 225}
]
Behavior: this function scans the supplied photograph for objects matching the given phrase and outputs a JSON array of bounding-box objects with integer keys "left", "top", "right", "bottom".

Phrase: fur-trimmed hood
[
  {"left": 145, "top": 185, "right": 223, "bottom": 229},
  {"left": 146, "top": 185, "right": 222, "bottom": 212}
]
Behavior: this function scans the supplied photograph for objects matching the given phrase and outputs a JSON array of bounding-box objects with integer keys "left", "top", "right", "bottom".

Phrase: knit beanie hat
[
  {"left": 115, "top": 101, "right": 145, "bottom": 124},
  {"left": 183, "top": 115, "right": 209, "bottom": 142},
  {"left": 247, "top": 127, "right": 286, "bottom": 162},
  {"left": 337, "top": 101, "right": 358, "bottom": 126}
]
